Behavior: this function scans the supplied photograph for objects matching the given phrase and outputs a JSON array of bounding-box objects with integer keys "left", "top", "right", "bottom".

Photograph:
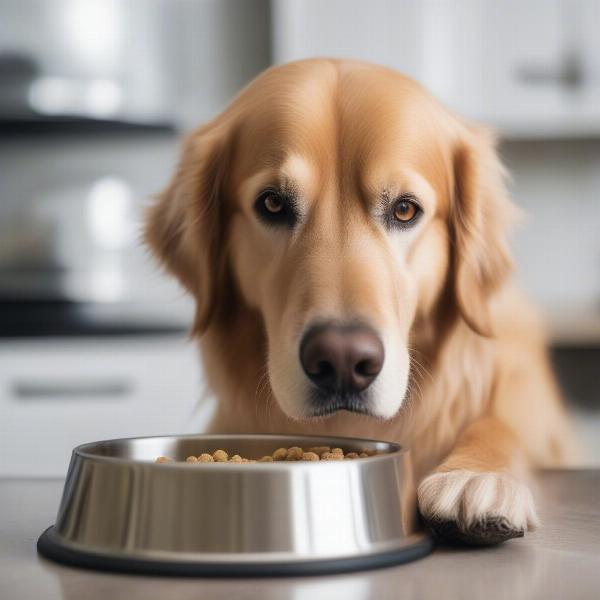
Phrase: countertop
[{"left": 1, "top": 471, "right": 599, "bottom": 600}]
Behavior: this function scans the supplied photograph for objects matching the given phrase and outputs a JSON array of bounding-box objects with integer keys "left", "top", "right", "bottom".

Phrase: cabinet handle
[
  {"left": 516, "top": 52, "right": 584, "bottom": 90},
  {"left": 11, "top": 379, "right": 132, "bottom": 400}
]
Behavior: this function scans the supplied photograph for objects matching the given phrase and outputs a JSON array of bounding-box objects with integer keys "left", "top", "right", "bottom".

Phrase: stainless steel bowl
[{"left": 38, "top": 434, "right": 433, "bottom": 576}]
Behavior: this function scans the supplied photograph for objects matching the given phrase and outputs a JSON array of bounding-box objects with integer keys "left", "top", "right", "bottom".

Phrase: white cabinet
[
  {"left": 272, "top": 0, "right": 600, "bottom": 138},
  {"left": 0, "top": 335, "right": 213, "bottom": 476},
  {"left": 456, "top": 0, "right": 600, "bottom": 137}
]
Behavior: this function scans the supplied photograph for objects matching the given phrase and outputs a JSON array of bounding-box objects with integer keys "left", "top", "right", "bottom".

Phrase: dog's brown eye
[
  {"left": 254, "top": 190, "right": 298, "bottom": 228},
  {"left": 263, "top": 193, "right": 283, "bottom": 214},
  {"left": 391, "top": 196, "right": 421, "bottom": 226}
]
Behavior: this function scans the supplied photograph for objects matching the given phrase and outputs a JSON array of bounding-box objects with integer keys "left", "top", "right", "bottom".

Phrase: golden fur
[{"left": 146, "top": 59, "right": 577, "bottom": 539}]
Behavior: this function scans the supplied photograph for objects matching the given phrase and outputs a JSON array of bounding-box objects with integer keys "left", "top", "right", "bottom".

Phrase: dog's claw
[{"left": 425, "top": 516, "right": 525, "bottom": 546}]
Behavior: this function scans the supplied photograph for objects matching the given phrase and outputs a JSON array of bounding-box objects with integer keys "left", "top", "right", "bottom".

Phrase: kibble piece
[
  {"left": 213, "top": 449, "right": 229, "bottom": 462},
  {"left": 198, "top": 453, "right": 214, "bottom": 463},
  {"left": 286, "top": 446, "right": 304, "bottom": 461},
  {"left": 345, "top": 452, "right": 359, "bottom": 459},
  {"left": 229, "top": 454, "right": 243, "bottom": 463},
  {"left": 259, "top": 455, "right": 273, "bottom": 462},
  {"left": 331, "top": 447, "right": 344, "bottom": 455},
  {"left": 302, "top": 451, "right": 320, "bottom": 461},
  {"left": 272, "top": 447, "right": 288, "bottom": 461},
  {"left": 359, "top": 452, "right": 370, "bottom": 458},
  {"left": 155, "top": 456, "right": 173, "bottom": 464},
  {"left": 309, "top": 446, "right": 330, "bottom": 455},
  {"left": 186, "top": 455, "right": 198, "bottom": 463},
  {"left": 321, "top": 451, "right": 344, "bottom": 461}
]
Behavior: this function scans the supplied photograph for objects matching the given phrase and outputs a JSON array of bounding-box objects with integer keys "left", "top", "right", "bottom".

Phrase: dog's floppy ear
[
  {"left": 145, "top": 122, "right": 231, "bottom": 334},
  {"left": 451, "top": 126, "right": 518, "bottom": 337}
]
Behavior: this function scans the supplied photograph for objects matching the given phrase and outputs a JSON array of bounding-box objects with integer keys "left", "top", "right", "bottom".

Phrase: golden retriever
[{"left": 146, "top": 59, "right": 577, "bottom": 544}]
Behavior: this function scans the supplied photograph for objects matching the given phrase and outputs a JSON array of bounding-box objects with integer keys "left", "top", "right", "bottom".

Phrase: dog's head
[{"left": 146, "top": 59, "right": 515, "bottom": 421}]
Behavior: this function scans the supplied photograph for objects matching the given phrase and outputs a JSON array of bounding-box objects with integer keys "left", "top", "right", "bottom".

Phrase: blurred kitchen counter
[{"left": 1, "top": 470, "right": 598, "bottom": 600}]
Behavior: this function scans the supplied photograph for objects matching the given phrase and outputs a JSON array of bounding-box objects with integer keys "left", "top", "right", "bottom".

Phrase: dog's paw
[{"left": 417, "top": 470, "right": 539, "bottom": 546}]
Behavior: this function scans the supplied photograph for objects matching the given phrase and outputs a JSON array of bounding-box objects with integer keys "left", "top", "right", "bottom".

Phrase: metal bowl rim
[{"left": 72, "top": 433, "right": 404, "bottom": 470}]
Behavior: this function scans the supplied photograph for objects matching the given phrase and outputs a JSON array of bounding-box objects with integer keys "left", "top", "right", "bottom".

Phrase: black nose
[{"left": 300, "top": 324, "right": 384, "bottom": 394}]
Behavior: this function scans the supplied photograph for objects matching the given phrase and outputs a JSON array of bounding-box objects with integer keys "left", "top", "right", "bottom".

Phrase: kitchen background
[{"left": 0, "top": 0, "right": 598, "bottom": 476}]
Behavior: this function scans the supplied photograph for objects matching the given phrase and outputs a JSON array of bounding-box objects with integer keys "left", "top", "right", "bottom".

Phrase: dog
[{"left": 145, "top": 59, "right": 577, "bottom": 544}]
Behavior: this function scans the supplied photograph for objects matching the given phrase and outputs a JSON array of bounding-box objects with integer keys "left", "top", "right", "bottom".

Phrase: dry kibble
[
  {"left": 213, "top": 449, "right": 229, "bottom": 462},
  {"left": 272, "top": 447, "right": 288, "bottom": 461},
  {"left": 286, "top": 446, "right": 304, "bottom": 461},
  {"left": 302, "top": 452, "right": 320, "bottom": 461},
  {"left": 157, "top": 445, "right": 386, "bottom": 464}
]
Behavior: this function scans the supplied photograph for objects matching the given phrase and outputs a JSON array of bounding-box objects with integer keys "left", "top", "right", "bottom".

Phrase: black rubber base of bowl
[{"left": 38, "top": 526, "right": 434, "bottom": 578}]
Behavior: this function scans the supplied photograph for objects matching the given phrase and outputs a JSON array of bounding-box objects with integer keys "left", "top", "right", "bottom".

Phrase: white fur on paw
[{"left": 417, "top": 470, "right": 540, "bottom": 532}]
